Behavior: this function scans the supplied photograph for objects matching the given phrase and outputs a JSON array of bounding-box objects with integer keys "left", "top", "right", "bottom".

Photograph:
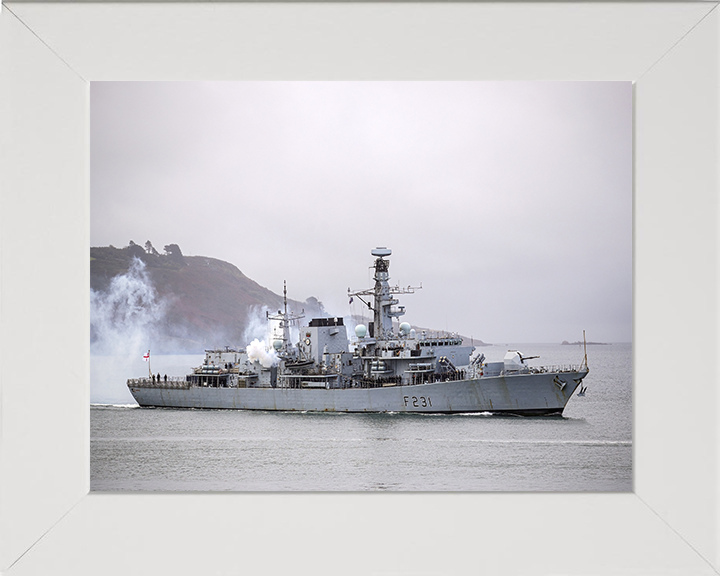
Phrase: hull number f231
[{"left": 403, "top": 395, "right": 432, "bottom": 408}]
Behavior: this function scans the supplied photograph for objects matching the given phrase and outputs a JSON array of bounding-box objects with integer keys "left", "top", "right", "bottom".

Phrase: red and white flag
[{"left": 143, "top": 351, "right": 150, "bottom": 362}]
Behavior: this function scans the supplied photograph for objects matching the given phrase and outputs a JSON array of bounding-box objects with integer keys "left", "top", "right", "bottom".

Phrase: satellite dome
[
  {"left": 371, "top": 247, "right": 392, "bottom": 257},
  {"left": 273, "top": 339, "right": 283, "bottom": 350},
  {"left": 399, "top": 322, "right": 411, "bottom": 335},
  {"left": 355, "top": 324, "right": 367, "bottom": 338}
]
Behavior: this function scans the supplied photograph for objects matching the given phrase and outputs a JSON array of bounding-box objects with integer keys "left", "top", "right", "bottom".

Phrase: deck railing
[
  {"left": 127, "top": 377, "right": 190, "bottom": 389},
  {"left": 466, "top": 364, "right": 585, "bottom": 379},
  {"left": 528, "top": 364, "right": 584, "bottom": 374}
]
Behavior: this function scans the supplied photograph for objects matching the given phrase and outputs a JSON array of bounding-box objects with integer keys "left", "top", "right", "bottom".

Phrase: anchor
[{"left": 574, "top": 376, "right": 587, "bottom": 396}]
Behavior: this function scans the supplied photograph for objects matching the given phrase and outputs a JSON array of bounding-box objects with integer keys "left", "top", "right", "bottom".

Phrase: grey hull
[{"left": 128, "top": 369, "right": 587, "bottom": 415}]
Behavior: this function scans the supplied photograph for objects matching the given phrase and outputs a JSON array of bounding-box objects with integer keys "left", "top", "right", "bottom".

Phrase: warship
[{"left": 128, "top": 248, "right": 589, "bottom": 415}]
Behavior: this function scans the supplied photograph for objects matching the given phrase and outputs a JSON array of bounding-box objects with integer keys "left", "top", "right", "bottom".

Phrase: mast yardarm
[
  {"left": 266, "top": 280, "right": 304, "bottom": 357},
  {"left": 348, "top": 247, "right": 420, "bottom": 341}
]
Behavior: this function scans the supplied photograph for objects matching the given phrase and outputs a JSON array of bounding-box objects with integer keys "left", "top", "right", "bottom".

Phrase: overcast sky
[{"left": 91, "top": 81, "right": 631, "bottom": 344}]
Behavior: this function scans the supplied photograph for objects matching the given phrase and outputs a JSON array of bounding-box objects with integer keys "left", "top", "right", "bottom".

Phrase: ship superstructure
[{"left": 128, "top": 248, "right": 589, "bottom": 415}]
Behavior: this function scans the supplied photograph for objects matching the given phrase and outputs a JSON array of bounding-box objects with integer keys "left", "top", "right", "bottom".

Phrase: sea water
[{"left": 90, "top": 343, "right": 631, "bottom": 491}]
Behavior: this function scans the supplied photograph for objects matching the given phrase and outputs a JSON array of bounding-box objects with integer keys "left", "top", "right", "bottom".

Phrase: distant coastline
[{"left": 561, "top": 340, "right": 610, "bottom": 346}]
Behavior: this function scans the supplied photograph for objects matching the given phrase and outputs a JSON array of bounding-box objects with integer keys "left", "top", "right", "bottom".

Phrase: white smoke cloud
[
  {"left": 91, "top": 257, "right": 167, "bottom": 356},
  {"left": 246, "top": 338, "right": 279, "bottom": 368},
  {"left": 242, "top": 305, "right": 272, "bottom": 344},
  {"left": 343, "top": 315, "right": 359, "bottom": 342},
  {"left": 288, "top": 324, "right": 300, "bottom": 349}
]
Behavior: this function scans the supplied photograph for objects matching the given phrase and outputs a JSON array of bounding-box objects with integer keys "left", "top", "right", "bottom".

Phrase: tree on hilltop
[
  {"left": 145, "top": 240, "right": 160, "bottom": 256},
  {"left": 164, "top": 244, "right": 183, "bottom": 257},
  {"left": 164, "top": 243, "right": 184, "bottom": 262},
  {"left": 127, "top": 240, "right": 145, "bottom": 259}
]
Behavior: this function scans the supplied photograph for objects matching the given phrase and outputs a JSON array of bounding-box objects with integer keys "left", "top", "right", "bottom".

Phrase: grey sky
[{"left": 91, "top": 81, "right": 631, "bottom": 343}]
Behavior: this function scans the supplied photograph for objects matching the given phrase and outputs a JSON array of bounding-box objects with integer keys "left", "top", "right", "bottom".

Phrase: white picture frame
[{"left": 1, "top": 2, "right": 718, "bottom": 574}]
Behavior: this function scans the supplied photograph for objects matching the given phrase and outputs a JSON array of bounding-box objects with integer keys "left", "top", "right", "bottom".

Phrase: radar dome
[
  {"left": 355, "top": 324, "right": 367, "bottom": 338},
  {"left": 371, "top": 247, "right": 392, "bottom": 257},
  {"left": 399, "top": 322, "right": 411, "bottom": 335},
  {"left": 273, "top": 339, "right": 283, "bottom": 350}
]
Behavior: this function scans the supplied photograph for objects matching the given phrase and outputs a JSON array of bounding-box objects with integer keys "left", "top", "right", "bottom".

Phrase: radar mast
[
  {"left": 267, "top": 281, "right": 304, "bottom": 357},
  {"left": 348, "top": 247, "right": 420, "bottom": 341}
]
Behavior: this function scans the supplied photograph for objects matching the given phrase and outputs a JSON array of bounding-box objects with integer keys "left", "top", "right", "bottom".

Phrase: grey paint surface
[{"left": 129, "top": 369, "right": 587, "bottom": 415}]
